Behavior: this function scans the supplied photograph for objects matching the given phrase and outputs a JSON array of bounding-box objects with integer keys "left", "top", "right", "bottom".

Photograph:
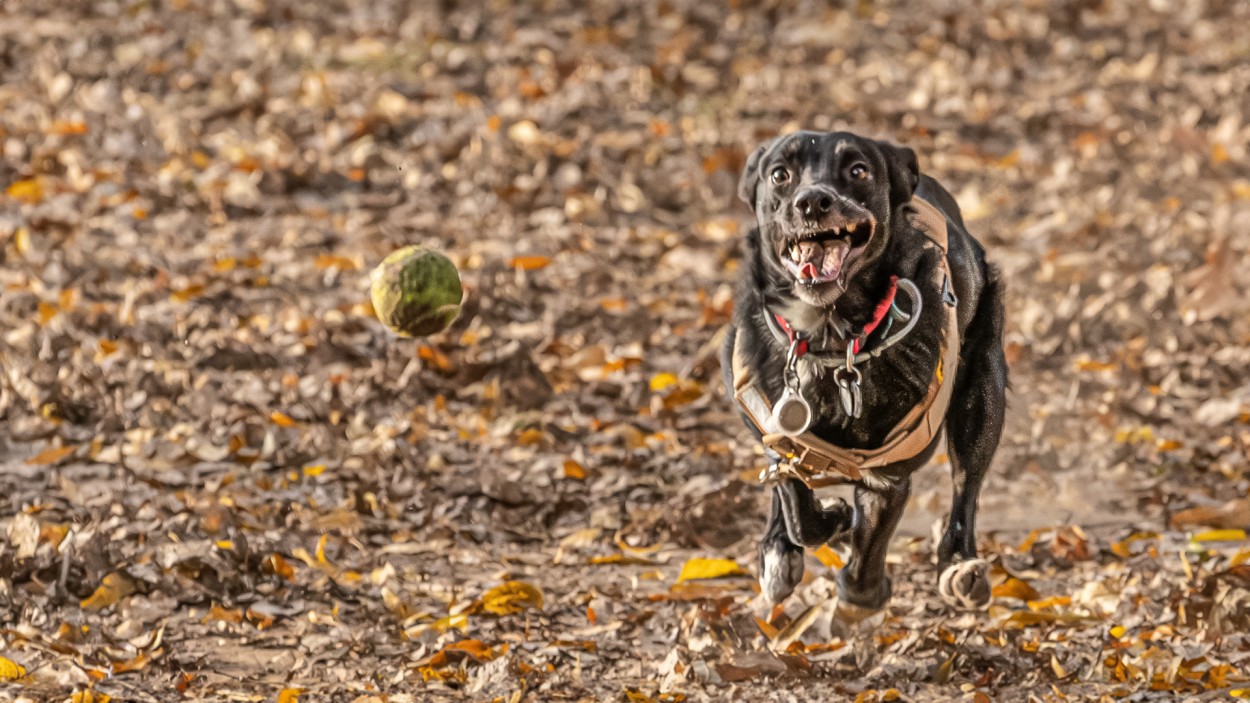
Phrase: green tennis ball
[{"left": 370, "top": 246, "right": 463, "bottom": 337}]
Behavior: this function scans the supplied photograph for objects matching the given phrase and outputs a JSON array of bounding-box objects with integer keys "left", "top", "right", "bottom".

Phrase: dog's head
[{"left": 738, "top": 131, "right": 918, "bottom": 306}]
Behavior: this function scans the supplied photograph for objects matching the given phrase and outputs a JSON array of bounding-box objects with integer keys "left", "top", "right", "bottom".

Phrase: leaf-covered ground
[{"left": 2, "top": 1, "right": 1249, "bottom": 701}]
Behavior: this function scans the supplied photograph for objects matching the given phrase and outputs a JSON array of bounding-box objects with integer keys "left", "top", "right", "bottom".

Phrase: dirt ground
[{"left": 2, "top": 0, "right": 1249, "bottom": 701}]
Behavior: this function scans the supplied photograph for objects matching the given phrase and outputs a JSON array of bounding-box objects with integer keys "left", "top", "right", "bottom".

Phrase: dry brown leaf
[
  {"left": 81, "top": 572, "right": 138, "bottom": 611},
  {"left": 1171, "top": 499, "right": 1250, "bottom": 530}
]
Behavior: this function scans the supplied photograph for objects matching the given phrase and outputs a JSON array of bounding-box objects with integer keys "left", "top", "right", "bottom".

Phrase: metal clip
[{"left": 834, "top": 343, "right": 863, "bottom": 418}]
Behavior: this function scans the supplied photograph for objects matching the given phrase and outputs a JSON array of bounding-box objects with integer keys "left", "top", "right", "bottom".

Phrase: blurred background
[{"left": 1, "top": 0, "right": 1248, "bottom": 700}]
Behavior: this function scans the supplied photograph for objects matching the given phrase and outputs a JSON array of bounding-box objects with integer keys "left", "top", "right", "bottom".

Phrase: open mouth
[{"left": 779, "top": 218, "right": 874, "bottom": 285}]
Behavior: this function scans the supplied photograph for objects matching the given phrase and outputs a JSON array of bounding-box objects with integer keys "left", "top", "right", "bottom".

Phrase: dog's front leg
[
  {"left": 835, "top": 477, "right": 910, "bottom": 620},
  {"left": 758, "top": 477, "right": 852, "bottom": 605}
]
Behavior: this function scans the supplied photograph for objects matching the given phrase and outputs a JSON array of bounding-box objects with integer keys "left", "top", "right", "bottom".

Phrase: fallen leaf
[
  {"left": 509, "top": 255, "right": 551, "bottom": 271},
  {"left": 81, "top": 572, "right": 138, "bottom": 610},
  {"left": 1171, "top": 499, "right": 1250, "bottom": 530},
  {"left": 771, "top": 604, "right": 821, "bottom": 651},
  {"left": 277, "top": 688, "right": 302, "bottom": 703},
  {"left": 70, "top": 691, "right": 111, "bottom": 703},
  {"left": 563, "top": 459, "right": 588, "bottom": 480},
  {"left": 650, "top": 372, "right": 679, "bottom": 392},
  {"left": 477, "top": 581, "right": 544, "bottom": 615},
  {"left": 25, "top": 444, "right": 77, "bottom": 466},
  {"left": 1192, "top": 529, "right": 1247, "bottom": 543},
  {"left": 590, "top": 553, "right": 660, "bottom": 566},
  {"left": 993, "top": 577, "right": 1041, "bottom": 602},
  {"left": 270, "top": 411, "right": 300, "bottom": 428},
  {"left": 0, "top": 656, "right": 26, "bottom": 680},
  {"left": 676, "top": 557, "right": 745, "bottom": 582},
  {"left": 812, "top": 545, "right": 844, "bottom": 568},
  {"left": 7, "top": 178, "right": 44, "bottom": 203}
]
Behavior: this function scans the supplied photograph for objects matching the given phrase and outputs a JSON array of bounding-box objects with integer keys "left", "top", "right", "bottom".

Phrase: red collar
[{"left": 772, "top": 276, "right": 899, "bottom": 357}]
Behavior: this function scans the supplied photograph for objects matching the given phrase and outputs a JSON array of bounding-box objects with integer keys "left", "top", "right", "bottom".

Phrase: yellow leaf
[
  {"left": 277, "top": 688, "right": 303, "bottom": 703},
  {"left": 509, "top": 255, "right": 551, "bottom": 271},
  {"left": 13, "top": 226, "right": 30, "bottom": 255},
  {"left": 315, "top": 534, "right": 330, "bottom": 565},
  {"left": 313, "top": 253, "right": 360, "bottom": 270},
  {"left": 649, "top": 372, "right": 679, "bottom": 392},
  {"left": 302, "top": 464, "right": 327, "bottom": 477},
  {"left": 26, "top": 444, "right": 77, "bottom": 466},
  {"left": 431, "top": 612, "right": 468, "bottom": 632},
  {"left": 0, "top": 655, "right": 26, "bottom": 680},
  {"left": 1027, "top": 595, "right": 1072, "bottom": 611},
  {"left": 170, "top": 284, "right": 205, "bottom": 303},
  {"left": 81, "top": 572, "right": 137, "bottom": 610},
  {"left": 563, "top": 459, "right": 587, "bottom": 480},
  {"left": 1109, "top": 625, "right": 1127, "bottom": 639},
  {"left": 1230, "top": 689, "right": 1249, "bottom": 699},
  {"left": 624, "top": 690, "right": 655, "bottom": 703},
  {"left": 676, "top": 557, "right": 745, "bottom": 583},
  {"left": 1075, "top": 359, "right": 1117, "bottom": 372},
  {"left": 992, "top": 577, "right": 1041, "bottom": 602},
  {"left": 1192, "top": 529, "right": 1247, "bottom": 543},
  {"left": 38, "top": 300, "right": 58, "bottom": 326},
  {"left": 812, "top": 544, "right": 844, "bottom": 568},
  {"left": 478, "top": 581, "right": 544, "bottom": 615},
  {"left": 270, "top": 411, "right": 300, "bottom": 428},
  {"left": 516, "top": 428, "right": 544, "bottom": 446},
  {"left": 1232, "top": 548, "right": 1250, "bottom": 567},
  {"left": 7, "top": 178, "right": 44, "bottom": 203}
]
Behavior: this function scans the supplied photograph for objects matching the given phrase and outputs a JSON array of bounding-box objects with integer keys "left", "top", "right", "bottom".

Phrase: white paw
[
  {"left": 760, "top": 545, "right": 804, "bottom": 606},
  {"left": 938, "top": 558, "right": 991, "bottom": 610}
]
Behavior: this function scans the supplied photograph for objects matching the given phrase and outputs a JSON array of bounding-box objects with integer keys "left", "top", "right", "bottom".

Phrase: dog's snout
[{"left": 794, "top": 187, "right": 835, "bottom": 220}]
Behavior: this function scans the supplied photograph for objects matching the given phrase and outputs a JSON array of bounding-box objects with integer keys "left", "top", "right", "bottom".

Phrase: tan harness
[{"left": 731, "top": 197, "right": 961, "bottom": 487}]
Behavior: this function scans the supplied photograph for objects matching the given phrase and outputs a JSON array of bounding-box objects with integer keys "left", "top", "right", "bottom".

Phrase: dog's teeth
[
  {"left": 845, "top": 223, "right": 857, "bottom": 233},
  {"left": 790, "top": 245, "right": 800, "bottom": 261}
]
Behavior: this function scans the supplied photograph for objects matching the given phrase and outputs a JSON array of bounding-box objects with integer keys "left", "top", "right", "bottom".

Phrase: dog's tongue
[{"left": 796, "top": 241, "right": 824, "bottom": 281}]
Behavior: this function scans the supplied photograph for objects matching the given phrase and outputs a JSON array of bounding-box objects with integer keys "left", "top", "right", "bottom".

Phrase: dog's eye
[
  {"left": 769, "top": 167, "right": 790, "bottom": 185},
  {"left": 849, "top": 164, "right": 870, "bottom": 180}
]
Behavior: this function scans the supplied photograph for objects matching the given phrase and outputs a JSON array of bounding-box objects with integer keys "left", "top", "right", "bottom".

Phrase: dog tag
[
  {"left": 835, "top": 371, "right": 862, "bottom": 419},
  {"left": 772, "top": 387, "right": 812, "bottom": 436}
]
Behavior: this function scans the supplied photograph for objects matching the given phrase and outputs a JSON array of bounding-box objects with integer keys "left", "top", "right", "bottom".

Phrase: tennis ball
[{"left": 369, "top": 246, "right": 462, "bottom": 337}]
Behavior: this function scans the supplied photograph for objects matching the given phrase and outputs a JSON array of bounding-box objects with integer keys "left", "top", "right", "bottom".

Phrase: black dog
[{"left": 722, "top": 131, "right": 1007, "bottom": 617}]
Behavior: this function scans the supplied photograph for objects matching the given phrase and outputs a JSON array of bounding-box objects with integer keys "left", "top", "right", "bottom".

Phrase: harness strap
[{"left": 732, "top": 196, "right": 959, "bottom": 484}]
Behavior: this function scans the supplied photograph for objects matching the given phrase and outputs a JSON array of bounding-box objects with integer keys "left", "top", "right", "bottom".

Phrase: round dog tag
[{"left": 772, "top": 387, "right": 812, "bottom": 436}]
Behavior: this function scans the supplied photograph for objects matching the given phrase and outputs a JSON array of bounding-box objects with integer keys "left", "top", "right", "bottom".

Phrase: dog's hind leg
[{"left": 937, "top": 270, "right": 1007, "bottom": 609}]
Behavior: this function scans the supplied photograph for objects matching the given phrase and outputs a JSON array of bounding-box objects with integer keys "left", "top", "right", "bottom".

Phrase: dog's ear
[
  {"left": 879, "top": 141, "right": 919, "bottom": 207},
  {"left": 738, "top": 140, "right": 773, "bottom": 211}
]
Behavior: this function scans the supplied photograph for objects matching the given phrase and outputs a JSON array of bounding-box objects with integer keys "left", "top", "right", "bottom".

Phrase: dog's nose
[{"left": 794, "top": 188, "right": 835, "bottom": 220}]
